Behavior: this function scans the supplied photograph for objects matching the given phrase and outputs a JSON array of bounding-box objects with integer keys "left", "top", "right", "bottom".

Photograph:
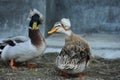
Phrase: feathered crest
[
  {"left": 28, "top": 8, "right": 43, "bottom": 21},
  {"left": 60, "top": 18, "right": 71, "bottom": 29}
]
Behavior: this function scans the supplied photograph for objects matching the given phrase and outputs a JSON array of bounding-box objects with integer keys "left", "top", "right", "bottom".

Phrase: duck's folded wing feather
[
  {"left": 0, "top": 36, "right": 29, "bottom": 52},
  {"left": 4, "top": 36, "right": 29, "bottom": 43},
  {"left": 1, "top": 40, "right": 36, "bottom": 61},
  {"left": 61, "top": 44, "right": 90, "bottom": 61},
  {"left": 57, "top": 43, "right": 90, "bottom": 70}
]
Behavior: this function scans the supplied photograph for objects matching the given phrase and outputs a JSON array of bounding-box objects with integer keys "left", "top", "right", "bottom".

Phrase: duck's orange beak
[{"left": 48, "top": 28, "right": 56, "bottom": 34}]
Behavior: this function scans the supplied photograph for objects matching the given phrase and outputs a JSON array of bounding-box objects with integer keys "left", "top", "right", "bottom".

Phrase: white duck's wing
[
  {"left": 1, "top": 40, "right": 37, "bottom": 62},
  {"left": 0, "top": 36, "right": 29, "bottom": 53},
  {"left": 5, "top": 36, "right": 29, "bottom": 43}
]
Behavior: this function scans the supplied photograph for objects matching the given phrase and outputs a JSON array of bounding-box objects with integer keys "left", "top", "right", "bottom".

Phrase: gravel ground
[{"left": 0, "top": 53, "right": 120, "bottom": 80}]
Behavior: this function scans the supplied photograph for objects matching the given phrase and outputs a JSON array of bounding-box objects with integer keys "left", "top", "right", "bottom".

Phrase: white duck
[
  {"left": 48, "top": 18, "right": 91, "bottom": 78},
  {"left": 1, "top": 9, "right": 46, "bottom": 69}
]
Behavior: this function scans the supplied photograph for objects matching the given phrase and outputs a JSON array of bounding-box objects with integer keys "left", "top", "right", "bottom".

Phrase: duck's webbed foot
[
  {"left": 10, "top": 58, "right": 17, "bottom": 69},
  {"left": 76, "top": 73, "right": 85, "bottom": 78},
  {"left": 59, "top": 70, "right": 85, "bottom": 79},
  {"left": 59, "top": 71, "right": 69, "bottom": 77},
  {"left": 25, "top": 61, "right": 38, "bottom": 68}
]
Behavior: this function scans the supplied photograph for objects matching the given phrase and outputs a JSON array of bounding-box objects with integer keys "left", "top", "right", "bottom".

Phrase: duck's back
[{"left": 62, "top": 33, "right": 91, "bottom": 57}]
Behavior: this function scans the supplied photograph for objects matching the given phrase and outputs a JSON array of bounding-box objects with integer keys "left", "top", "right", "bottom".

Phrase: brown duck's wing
[{"left": 60, "top": 42, "right": 90, "bottom": 66}]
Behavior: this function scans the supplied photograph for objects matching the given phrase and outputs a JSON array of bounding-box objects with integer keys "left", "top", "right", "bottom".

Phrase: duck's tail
[
  {"left": 0, "top": 43, "right": 6, "bottom": 54},
  {"left": 0, "top": 39, "right": 17, "bottom": 54}
]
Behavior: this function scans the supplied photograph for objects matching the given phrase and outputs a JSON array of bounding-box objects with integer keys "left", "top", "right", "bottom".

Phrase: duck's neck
[
  {"left": 29, "top": 22, "right": 44, "bottom": 47},
  {"left": 64, "top": 29, "right": 73, "bottom": 38}
]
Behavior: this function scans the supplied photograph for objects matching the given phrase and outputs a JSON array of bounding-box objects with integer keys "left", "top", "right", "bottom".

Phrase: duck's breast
[{"left": 37, "top": 40, "right": 46, "bottom": 53}]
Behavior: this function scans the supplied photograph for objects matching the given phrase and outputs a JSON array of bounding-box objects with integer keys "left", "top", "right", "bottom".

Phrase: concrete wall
[
  {"left": 0, "top": 0, "right": 46, "bottom": 38},
  {"left": 0, "top": 0, "right": 120, "bottom": 38},
  {"left": 45, "top": 0, "right": 56, "bottom": 37},
  {"left": 55, "top": 0, "right": 120, "bottom": 33}
]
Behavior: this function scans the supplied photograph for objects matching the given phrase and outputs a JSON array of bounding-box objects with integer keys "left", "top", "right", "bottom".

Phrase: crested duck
[
  {"left": 48, "top": 18, "right": 91, "bottom": 78},
  {"left": 1, "top": 9, "right": 46, "bottom": 69}
]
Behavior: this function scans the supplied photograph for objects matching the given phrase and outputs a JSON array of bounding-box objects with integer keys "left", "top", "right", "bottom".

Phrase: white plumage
[
  {"left": 1, "top": 40, "right": 45, "bottom": 62},
  {"left": 60, "top": 18, "right": 71, "bottom": 29},
  {"left": 28, "top": 9, "right": 43, "bottom": 21}
]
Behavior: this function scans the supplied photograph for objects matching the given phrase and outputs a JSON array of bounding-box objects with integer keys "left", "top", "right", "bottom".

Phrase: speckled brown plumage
[
  {"left": 55, "top": 32, "right": 91, "bottom": 75},
  {"left": 60, "top": 33, "right": 91, "bottom": 66}
]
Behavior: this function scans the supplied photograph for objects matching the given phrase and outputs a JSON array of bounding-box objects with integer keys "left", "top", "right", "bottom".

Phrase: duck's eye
[{"left": 57, "top": 25, "right": 61, "bottom": 27}]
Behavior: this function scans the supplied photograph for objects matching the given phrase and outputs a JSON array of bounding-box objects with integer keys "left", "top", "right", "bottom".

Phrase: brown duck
[{"left": 48, "top": 18, "right": 91, "bottom": 78}]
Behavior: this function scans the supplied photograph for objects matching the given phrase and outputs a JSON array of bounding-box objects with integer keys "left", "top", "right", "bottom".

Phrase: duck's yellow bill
[
  {"left": 32, "top": 22, "right": 38, "bottom": 30},
  {"left": 48, "top": 28, "right": 56, "bottom": 34}
]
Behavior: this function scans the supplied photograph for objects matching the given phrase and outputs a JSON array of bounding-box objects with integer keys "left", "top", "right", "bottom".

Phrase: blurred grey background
[{"left": 0, "top": 0, "right": 120, "bottom": 38}]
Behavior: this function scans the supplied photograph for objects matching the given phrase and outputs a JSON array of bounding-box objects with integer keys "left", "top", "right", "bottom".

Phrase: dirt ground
[{"left": 0, "top": 53, "right": 120, "bottom": 80}]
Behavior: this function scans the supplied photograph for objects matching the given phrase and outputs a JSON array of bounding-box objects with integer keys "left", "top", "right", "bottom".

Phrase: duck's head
[
  {"left": 28, "top": 9, "right": 43, "bottom": 29},
  {"left": 48, "top": 18, "right": 72, "bottom": 36}
]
